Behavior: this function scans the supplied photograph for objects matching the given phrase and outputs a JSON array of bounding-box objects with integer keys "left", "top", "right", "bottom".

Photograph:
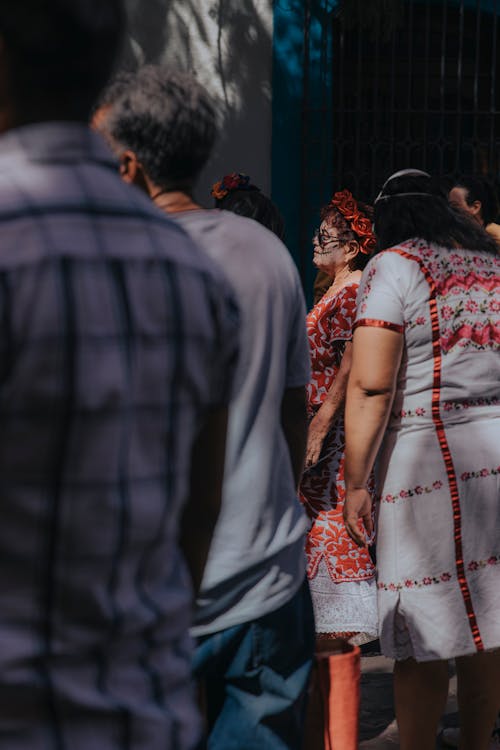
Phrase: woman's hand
[
  {"left": 343, "top": 488, "right": 373, "bottom": 547},
  {"left": 305, "top": 409, "right": 332, "bottom": 468}
]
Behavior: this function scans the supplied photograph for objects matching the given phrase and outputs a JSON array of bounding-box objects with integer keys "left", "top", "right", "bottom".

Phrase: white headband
[{"left": 375, "top": 169, "right": 432, "bottom": 204}]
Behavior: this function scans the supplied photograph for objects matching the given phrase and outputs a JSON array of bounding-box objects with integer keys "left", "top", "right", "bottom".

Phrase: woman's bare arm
[
  {"left": 305, "top": 341, "right": 352, "bottom": 468},
  {"left": 343, "top": 326, "right": 403, "bottom": 545}
]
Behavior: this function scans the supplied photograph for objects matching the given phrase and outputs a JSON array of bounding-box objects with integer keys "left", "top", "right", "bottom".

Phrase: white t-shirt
[{"left": 173, "top": 210, "right": 311, "bottom": 636}]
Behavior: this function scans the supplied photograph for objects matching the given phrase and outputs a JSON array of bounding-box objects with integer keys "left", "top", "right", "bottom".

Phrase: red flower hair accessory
[
  {"left": 211, "top": 172, "right": 251, "bottom": 200},
  {"left": 329, "top": 189, "right": 376, "bottom": 255}
]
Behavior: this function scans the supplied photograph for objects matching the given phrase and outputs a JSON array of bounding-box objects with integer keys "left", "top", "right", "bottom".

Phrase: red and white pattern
[
  {"left": 356, "top": 240, "right": 500, "bottom": 661},
  {"left": 300, "top": 285, "right": 376, "bottom": 585}
]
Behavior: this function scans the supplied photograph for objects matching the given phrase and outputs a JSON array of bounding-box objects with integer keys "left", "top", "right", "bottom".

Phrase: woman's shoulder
[
  {"left": 362, "top": 242, "right": 423, "bottom": 279},
  {"left": 314, "top": 281, "right": 358, "bottom": 310}
]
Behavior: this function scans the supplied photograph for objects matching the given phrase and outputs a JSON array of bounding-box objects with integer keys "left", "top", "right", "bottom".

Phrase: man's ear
[{"left": 118, "top": 150, "right": 141, "bottom": 185}]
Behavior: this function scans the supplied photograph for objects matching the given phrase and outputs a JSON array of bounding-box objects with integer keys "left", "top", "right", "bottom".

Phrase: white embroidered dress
[{"left": 355, "top": 239, "right": 500, "bottom": 661}]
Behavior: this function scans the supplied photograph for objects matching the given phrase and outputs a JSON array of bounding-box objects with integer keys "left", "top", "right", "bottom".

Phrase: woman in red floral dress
[{"left": 299, "top": 190, "right": 378, "bottom": 646}]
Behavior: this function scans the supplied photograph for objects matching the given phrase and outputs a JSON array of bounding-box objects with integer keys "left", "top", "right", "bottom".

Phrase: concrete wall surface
[{"left": 124, "top": 0, "right": 273, "bottom": 205}]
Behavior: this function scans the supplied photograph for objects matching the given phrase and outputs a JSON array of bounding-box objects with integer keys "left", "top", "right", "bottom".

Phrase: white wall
[{"left": 125, "top": 0, "right": 274, "bottom": 205}]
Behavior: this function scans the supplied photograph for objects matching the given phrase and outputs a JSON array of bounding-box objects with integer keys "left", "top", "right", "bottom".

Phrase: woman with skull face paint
[{"left": 299, "top": 190, "right": 378, "bottom": 647}]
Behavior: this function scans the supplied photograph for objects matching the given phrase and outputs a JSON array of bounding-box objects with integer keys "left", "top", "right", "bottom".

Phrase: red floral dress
[{"left": 299, "top": 284, "right": 377, "bottom": 636}]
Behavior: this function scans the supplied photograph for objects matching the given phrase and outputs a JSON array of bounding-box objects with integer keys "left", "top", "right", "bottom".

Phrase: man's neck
[{"left": 151, "top": 189, "right": 202, "bottom": 214}]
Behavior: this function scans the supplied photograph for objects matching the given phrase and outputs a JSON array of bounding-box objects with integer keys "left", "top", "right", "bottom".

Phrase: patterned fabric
[
  {"left": 299, "top": 285, "right": 377, "bottom": 635},
  {"left": 356, "top": 238, "right": 500, "bottom": 661},
  {"left": 0, "top": 123, "right": 239, "bottom": 749}
]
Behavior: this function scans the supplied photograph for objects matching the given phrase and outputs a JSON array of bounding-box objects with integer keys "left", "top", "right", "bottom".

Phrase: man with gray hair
[
  {"left": 0, "top": 3, "right": 238, "bottom": 748},
  {"left": 95, "top": 66, "right": 315, "bottom": 750}
]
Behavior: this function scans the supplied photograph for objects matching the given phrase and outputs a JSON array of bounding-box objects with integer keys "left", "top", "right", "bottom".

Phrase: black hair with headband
[{"left": 374, "top": 169, "right": 498, "bottom": 256}]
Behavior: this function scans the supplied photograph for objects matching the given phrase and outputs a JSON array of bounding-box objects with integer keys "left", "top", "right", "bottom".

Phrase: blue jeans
[{"left": 193, "top": 579, "right": 315, "bottom": 749}]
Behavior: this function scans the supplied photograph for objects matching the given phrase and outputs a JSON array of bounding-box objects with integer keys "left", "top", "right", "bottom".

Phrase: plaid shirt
[{"left": 0, "top": 123, "right": 238, "bottom": 749}]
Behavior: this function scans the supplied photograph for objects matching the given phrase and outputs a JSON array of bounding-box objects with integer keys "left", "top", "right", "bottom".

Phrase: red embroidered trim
[
  {"left": 461, "top": 465, "right": 500, "bottom": 482},
  {"left": 391, "top": 247, "right": 484, "bottom": 651},
  {"left": 354, "top": 318, "right": 405, "bottom": 334},
  {"left": 378, "top": 571, "right": 453, "bottom": 591},
  {"left": 443, "top": 395, "right": 499, "bottom": 412},
  {"left": 437, "top": 271, "right": 499, "bottom": 296},
  {"left": 441, "top": 321, "right": 500, "bottom": 353},
  {"left": 378, "top": 554, "right": 500, "bottom": 591},
  {"left": 382, "top": 479, "right": 443, "bottom": 503}
]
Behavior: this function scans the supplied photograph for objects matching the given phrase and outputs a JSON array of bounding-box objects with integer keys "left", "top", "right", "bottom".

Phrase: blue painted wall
[{"left": 272, "top": 0, "right": 337, "bottom": 303}]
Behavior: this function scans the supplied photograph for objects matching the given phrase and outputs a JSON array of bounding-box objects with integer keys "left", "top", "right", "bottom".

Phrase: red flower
[
  {"left": 361, "top": 236, "right": 377, "bottom": 255},
  {"left": 330, "top": 189, "right": 355, "bottom": 215},
  {"left": 351, "top": 215, "right": 373, "bottom": 237},
  {"left": 211, "top": 179, "right": 227, "bottom": 200},
  {"left": 329, "top": 189, "right": 375, "bottom": 254},
  {"left": 223, "top": 173, "right": 242, "bottom": 189}
]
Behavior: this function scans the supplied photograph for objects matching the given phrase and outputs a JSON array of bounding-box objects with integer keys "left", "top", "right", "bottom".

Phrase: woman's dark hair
[
  {"left": 451, "top": 174, "right": 499, "bottom": 226},
  {"left": 374, "top": 171, "right": 498, "bottom": 256},
  {"left": 320, "top": 200, "right": 374, "bottom": 271},
  {"left": 215, "top": 187, "right": 286, "bottom": 241},
  {"left": 102, "top": 66, "right": 218, "bottom": 193},
  {"left": 0, "top": 0, "right": 126, "bottom": 121}
]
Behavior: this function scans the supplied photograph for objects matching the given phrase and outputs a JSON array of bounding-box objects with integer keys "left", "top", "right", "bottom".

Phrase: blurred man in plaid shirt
[{"left": 0, "top": 2, "right": 239, "bottom": 748}]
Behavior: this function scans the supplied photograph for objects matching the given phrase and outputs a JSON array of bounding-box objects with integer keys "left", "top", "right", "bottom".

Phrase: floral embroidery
[
  {"left": 382, "top": 479, "right": 442, "bottom": 503},
  {"left": 460, "top": 466, "right": 500, "bottom": 482},
  {"left": 378, "top": 571, "right": 453, "bottom": 591},
  {"left": 467, "top": 555, "right": 500, "bottom": 572},
  {"left": 306, "top": 285, "right": 358, "bottom": 410},
  {"left": 301, "top": 284, "right": 376, "bottom": 586},
  {"left": 441, "top": 320, "right": 500, "bottom": 353},
  {"left": 406, "top": 315, "right": 427, "bottom": 331},
  {"left": 443, "top": 395, "right": 499, "bottom": 411},
  {"left": 358, "top": 264, "right": 377, "bottom": 315},
  {"left": 385, "top": 241, "right": 500, "bottom": 354},
  {"left": 393, "top": 407, "right": 427, "bottom": 419},
  {"left": 378, "top": 555, "right": 500, "bottom": 591}
]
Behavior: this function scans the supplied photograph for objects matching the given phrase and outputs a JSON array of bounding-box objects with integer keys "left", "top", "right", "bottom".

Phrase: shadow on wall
[{"left": 123, "top": 0, "right": 273, "bottom": 206}]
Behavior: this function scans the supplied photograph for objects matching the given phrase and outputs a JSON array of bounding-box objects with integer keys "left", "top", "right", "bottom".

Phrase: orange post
[{"left": 317, "top": 641, "right": 361, "bottom": 750}]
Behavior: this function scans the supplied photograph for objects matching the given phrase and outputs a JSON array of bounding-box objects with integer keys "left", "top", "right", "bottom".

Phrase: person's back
[
  {"left": 344, "top": 170, "right": 500, "bottom": 749},
  {"left": 94, "top": 66, "right": 315, "bottom": 749},
  {"left": 0, "top": 120, "right": 238, "bottom": 750},
  {"left": 174, "top": 209, "right": 310, "bottom": 630},
  {"left": 0, "top": 4, "right": 238, "bottom": 748}
]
